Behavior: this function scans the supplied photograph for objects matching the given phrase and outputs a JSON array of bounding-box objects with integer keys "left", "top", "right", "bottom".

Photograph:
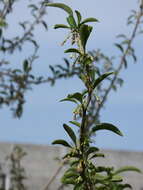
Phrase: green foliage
[
  {"left": 45, "top": 3, "right": 73, "bottom": 15},
  {"left": 0, "top": 18, "right": 7, "bottom": 27},
  {"left": 54, "top": 24, "right": 69, "bottom": 29},
  {"left": 75, "top": 10, "right": 82, "bottom": 25},
  {"left": 46, "top": 2, "right": 142, "bottom": 190},
  {"left": 0, "top": 1, "right": 142, "bottom": 190},
  {"left": 92, "top": 123, "right": 123, "bottom": 136},
  {"left": 63, "top": 124, "right": 77, "bottom": 145},
  {"left": 65, "top": 48, "right": 81, "bottom": 54},
  {"left": 93, "top": 72, "right": 114, "bottom": 89},
  {"left": 69, "top": 121, "right": 81, "bottom": 128},
  {"left": 80, "top": 17, "right": 98, "bottom": 25},
  {"left": 79, "top": 24, "right": 93, "bottom": 52},
  {"left": 113, "top": 166, "right": 142, "bottom": 175},
  {"left": 52, "top": 139, "right": 72, "bottom": 148}
]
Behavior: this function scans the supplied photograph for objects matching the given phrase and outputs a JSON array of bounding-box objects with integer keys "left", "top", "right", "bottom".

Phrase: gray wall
[{"left": 0, "top": 142, "right": 142, "bottom": 190}]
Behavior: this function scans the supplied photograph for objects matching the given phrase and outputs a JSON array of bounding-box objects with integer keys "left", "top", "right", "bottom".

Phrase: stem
[
  {"left": 79, "top": 90, "right": 93, "bottom": 190},
  {"left": 0, "top": 1, "right": 15, "bottom": 19}
]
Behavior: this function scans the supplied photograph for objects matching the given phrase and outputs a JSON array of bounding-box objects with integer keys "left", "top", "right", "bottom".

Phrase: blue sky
[{"left": 0, "top": 0, "right": 143, "bottom": 151}]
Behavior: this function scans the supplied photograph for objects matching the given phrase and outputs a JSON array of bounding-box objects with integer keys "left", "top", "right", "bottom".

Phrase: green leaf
[
  {"left": 63, "top": 170, "right": 79, "bottom": 178},
  {"left": 82, "top": 56, "right": 93, "bottom": 65},
  {"left": 81, "top": 17, "right": 98, "bottom": 25},
  {"left": 122, "top": 39, "right": 130, "bottom": 45},
  {"left": 114, "top": 166, "right": 142, "bottom": 175},
  {"left": 65, "top": 48, "right": 81, "bottom": 54},
  {"left": 75, "top": 10, "right": 82, "bottom": 24},
  {"left": 74, "top": 184, "right": 83, "bottom": 190},
  {"left": 67, "top": 15, "right": 77, "bottom": 28},
  {"left": 90, "top": 153, "right": 105, "bottom": 159},
  {"left": 123, "top": 57, "right": 128, "bottom": 69},
  {"left": 96, "top": 166, "right": 109, "bottom": 173},
  {"left": 115, "top": 43, "right": 124, "bottom": 53},
  {"left": 86, "top": 147, "right": 99, "bottom": 156},
  {"left": 41, "top": 21, "right": 48, "bottom": 30},
  {"left": 68, "top": 92, "right": 83, "bottom": 103},
  {"left": 23, "top": 60, "right": 29, "bottom": 72},
  {"left": 95, "top": 173, "right": 107, "bottom": 180},
  {"left": 62, "top": 168, "right": 79, "bottom": 184},
  {"left": 52, "top": 139, "right": 72, "bottom": 148},
  {"left": 0, "top": 18, "right": 7, "bottom": 27},
  {"left": 69, "top": 121, "right": 81, "bottom": 128},
  {"left": 116, "top": 34, "right": 126, "bottom": 39},
  {"left": 111, "top": 175, "right": 123, "bottom": 182},
  {"left": 54, "top": 24, "right": 69, "bottom": 29},
  {"left": 93, "top": 72, "right": 114, "bottom": 89},
  {"left": 92, "top": 123, "right": 123, "bottom": 136},
  {"left": 79, "top": 24, "right": 92, "bottom": 52},
  {"left": 118, "top": 184, "right": 132, "bottom": 189},
  {"left": 117, "top": 78, "right": 124, "bottom": 87},
  {"left": 0, "top": 29, "right": 2, "bottom": 39},
  {"left": 131, "top": 53, "right": 137, "bottom": 62},
  {"left": 63, "top": 124, "right": 77, "bottom": 145},
  {"left": 45, "top": 3, "right": 73, "bottom": 15},
  {"left": 60, "top": 98, "right": 78, "bottom": 104},
  {"left": 62, "top": 177, "right": 76, "bottom": 185}
]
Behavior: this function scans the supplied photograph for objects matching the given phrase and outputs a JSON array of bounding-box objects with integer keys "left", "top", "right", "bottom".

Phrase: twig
[
  {"left": 4, "top": 5, "right": 46, "bottom": 52},
  {"left": 43, "top": 160, "right": 67, "bottom": 190},
  {"left": 94, "top": 7, "right": 143, "bottom": 120},
  {"left": 0, "top": 1, "right": 15, "bottom": 19}
]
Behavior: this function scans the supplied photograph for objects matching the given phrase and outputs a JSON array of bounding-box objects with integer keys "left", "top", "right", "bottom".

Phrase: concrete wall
[{"left": 0, "top": 142, "right": 142, "bottom": 190}]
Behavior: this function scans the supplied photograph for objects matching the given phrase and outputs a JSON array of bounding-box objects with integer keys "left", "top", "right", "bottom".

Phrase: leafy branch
[
  {"left": 45, "top": 2, "right": 142, "bottom": 190},
  {"left": 44, "top": 1, "right": 143, "bottom": 127}
]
